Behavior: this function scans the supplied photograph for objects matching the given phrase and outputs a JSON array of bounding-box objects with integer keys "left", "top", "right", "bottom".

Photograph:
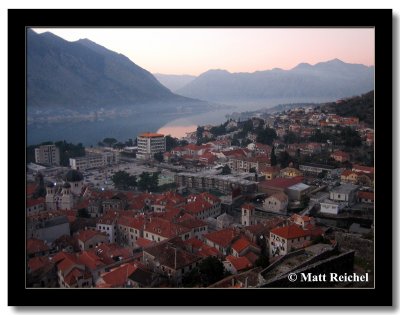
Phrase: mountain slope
[
  {"left": 176, "top": 59, "right": 374, "bottom": 104},
  {"left": 27, "top": 30, "right": 194, "bottom": 110},
  {"left": 153, "top": 73, "right": 196, "bottom": 92}
]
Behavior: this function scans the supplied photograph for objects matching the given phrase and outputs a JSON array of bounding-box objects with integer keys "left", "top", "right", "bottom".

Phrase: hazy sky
[{"left": 32, "top": 28, "right": 374, "bottom": 76}]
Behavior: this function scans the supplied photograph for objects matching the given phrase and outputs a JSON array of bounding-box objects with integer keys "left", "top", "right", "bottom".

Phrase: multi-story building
[
  {"left": 70, "top": 152, "right": 120, "bottom": 171},
  {"left": 35, "top": 145, "right": 60, "bottom": 166},
  {"left": 137, "top": 132, "right": 166, "bottom": 160}
]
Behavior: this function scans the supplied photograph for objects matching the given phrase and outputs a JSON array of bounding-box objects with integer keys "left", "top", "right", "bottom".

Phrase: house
[
  {"left": 27, "top": 238, "right": 50, "bottom": 258},
  {"left": 241, "top": 203, "right": 256, "bottom": 227},
  {"left": 289, "top": 214, "right": 315, "bottom": 228},
  {"left": 285, "top": 182, "right": 312, "bottom": 201},
  {"left": 340, "top": 170, "right": 359, "bottom": 184},
  {"left": 142, "top": 240, "right": 202, "bottom": 285},
  {"left": 258, "top": 176, "right": 304, "bottom": 196},
  {"left": 177, "top": 218, "right": 208, "bottom": 240},
  {"left": 329, "top": 183, "right": 359, "bottom": 206},
  {"left": 269, "top": 224, "right": 323, "bottom": 258},
  {"left": 27, "top": 256, "right": 57, "bottom": 287},
  {"left": 262, "top": 192, "right": 288, "bottom": 213},
  {"left": 352, "top": 164, "right": 374, "bottom": 175},
  {"left": 26, "top": 197, "right": 45, "bottom": 217},
  {"left": 52, "top": 252, "right": 92, "bottom": 288},
  {"left": 223, "top": 255, "right": 253, "bottom": 274},
  {"left": 280, "top": 167, "right": 303, "bottom": 178},
  {"left": 143, "top": 217, "right": 192, "bottom": 243},
  {"left": 357, "top": 191, "right": 374, "bottom": 204},
  {"left": 331, "top": 150, "right": 350, "bottom": 163},
  {"left": 260, "top": 166, "right": 280, "bottom": 180},
  {"left": 216, "top": 213, "right": 234, "bottom": 230},
  {"left": 231, "top": 237, "right": 261, "bottom": 258},
  {"left": 203, "top": 228, "right": 238, "bottom": 256},
  {"left": 95, "top": 263, "right": 137, "bottom": 288},
  {"left": 76, "top": 229, "right": 109, "bottom": 251},
  {"left": 96, "top": 212, "right": 119, "bottom": 243},
  {"left": 117, "top": 215, "right": 145, "bottom": 247},
  {"left": 183, "top": 238, "right": 221, "bottom": 258},
  {"left": 320, "top": 199, "right": 344, "bottom": 215},
  {"left": 229, "top": 156, "right": 270, "bottom": 173}
]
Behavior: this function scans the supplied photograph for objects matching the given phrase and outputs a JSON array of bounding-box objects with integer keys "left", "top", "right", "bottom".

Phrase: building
[
  {"left": 35, "top": 144, "right": 60, "bottom": 166},
  {"left": 329, "top": 183, "right": 358, "bottom": 206},
  {"left": 27, "top": 212, "right": 70, "bottom": 242},
  {"left": 320, "top": 199, "right": 344, "bottom": 215},
  {"left": 228, "top": 156, "right": 270, "bottom": 173},
  {"left": 299, "top": 163, "right": 340, "bottom": 177},
  {"left": 280, "top": 167, "right": 303, "bottom": 178},
  {"left": 285, "top": 182, "right": 312, "bottom": 201},
  {"left": 223, "top": 255, "right": 253, "bottom": 274},
  {"left": 203, "top": 228, "right": 238, "bottom": 256},
  {"left": 262, "top": 192, "right": 288, "bottom": 213},
  {"left": 241, "top": 203, "right": 256, "bottom": 227},
  {"left": 76, "top": 229, "right": 109, "bottom": 251},
  {"left": 331, "top": 151, "right": 350, "bottom": 163},
  {"left": 137, "top": 132, "right": 166, "bottom": 160},
  {"left": 260, "top": 166, "right": 280, "bottom": 180}
]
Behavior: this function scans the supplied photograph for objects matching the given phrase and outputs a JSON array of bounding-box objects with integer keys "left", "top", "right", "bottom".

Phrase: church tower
[
  {"left": 61, "top": 182, "right": 74, "bottom": 210},
  {"left": 45, "top": 182, "right": 56, "bottom": 210},
  {"left": 241, "top": 203, "right": 255, "bottom": 226}
]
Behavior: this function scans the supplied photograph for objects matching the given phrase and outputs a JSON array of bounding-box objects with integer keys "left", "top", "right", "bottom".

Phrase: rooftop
[{"left": 139, "top": 132, "right": 164, "bottom": 138}]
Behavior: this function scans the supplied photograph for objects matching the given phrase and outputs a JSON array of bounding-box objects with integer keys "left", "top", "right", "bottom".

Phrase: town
[{"left": 26, "top": 97, "right": 374, "bottom": 288}]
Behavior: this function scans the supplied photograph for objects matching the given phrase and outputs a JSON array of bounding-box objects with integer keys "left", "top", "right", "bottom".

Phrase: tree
[
  {"left": 221, "top": 165, "right": 231, "bottom": 175},
  {"left": 249, "top": 167, "right": 257, "bottom": 173},
  {"left": 111, "top": 171, "right": 137, "bottom": 190},
  {"left": 154, "top": 152, "right": 164, "bottom": 163},
  {"left": 284, "top": 131, "right": 299, "bottom": 144},
  {"left": 270, "top": 146, "right": 277, "bottom": 166},
  {"left": 196, "top": 126, "right": 205, "bottom": 140},
  {"left": 182, "top": 256, "right": 226, "bottom": 287},
  {"left": 125, "top": 138, "right": 134, "bottom": 147},
  {"left": 102, "top": 137, "right": 118, "bottom": 147},
  {"left": 33, "top": 172, "right": 46, "bottom": 198},
  {"left": 256, "top": 127, "right": 277, "bottom": 145},
  {"left": 77, "top": 208, "right": 90, "bottom": 218},
  {"left": 138, "top": 172, "right": 159, "bottom": 192},
  {"left": 165, "top": 135, "right": 179, "bottom": 152},
  {"left": 278, "top": 151, "right": 290, "bottom": 168},
  {"left": 54, "top": 140, "right": 85, "bottom": 166},
  {"left": 113, "top": 142, "right": 125, "bottom": 149}
]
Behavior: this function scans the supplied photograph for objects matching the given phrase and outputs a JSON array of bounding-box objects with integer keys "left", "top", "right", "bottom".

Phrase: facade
[
  {"left": 27, "top": 213, "right": 70, "bottom": 242},
  {"left": 320, "top": 199, "right": 343, "bottom": 215},
  {"left": 262, "top": 192, "right": 288, "bottom": 213},
  {"left": 76, "top": 229, "right": 109, "bottom": 251},
  {"left": 137, "top": 132, "right": 166, "bottom": 160},
  {"left": 35, "top": 145, "right": 60, "bottom": 166},
  {"left": 280, "top": 167, "right": 303, "bottom": 178},
  {"left": 286, "top": 183, "right": 312, "bottom": 201},
  {"left": 299, "top": 163, "right": 340, "bottom": 177},
  {"left": 70, "top": 151, "right": 119, "bottom": 170},
  {"left": 241, "top": 203, "right": 256, "bottom": 227},
  {"left": 329, "top": 183, "right": 358, "bottom": 206},
  {"left": 228, "top": 156, "right": 270, "bottom": 173}
]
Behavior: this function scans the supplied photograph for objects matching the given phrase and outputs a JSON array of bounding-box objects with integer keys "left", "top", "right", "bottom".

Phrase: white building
[
  {"left": 329, "top": 183, "right": 358, "bottom": 206},
  {"left": 35, "top": 145, "right": 60, "bottom": 166},
  {"left": 70, "top": 152, "right": 119, "bottom": 171},
  {"left": 136, "top": 132, "right": 166, "bottom": 160},
  {"left": 320, "top": 199, "right": 345, "bottom": 215},
  {"left": 263, "top": 192, "right": 288, "bottom": 213}
]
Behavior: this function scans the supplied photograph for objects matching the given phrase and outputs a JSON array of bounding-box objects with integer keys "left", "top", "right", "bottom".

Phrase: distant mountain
[
  {"left": 323, "top": 90, "right": 374, "bottom": 127},
  {"left": 176, "top": 59, "right": 374, "bottom": 104},
  {"left": 27, "top": 30, "right": 201, "bottom": 111},
  {"left": 153, "top": 73, "right": 196, "bottom": 92}
]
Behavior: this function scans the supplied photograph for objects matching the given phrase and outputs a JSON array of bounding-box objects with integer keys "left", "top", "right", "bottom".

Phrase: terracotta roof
[
  {"left": 271, "top": 224, "right": 310, "bottom": 240},
  {"left": 27, "top": 238, "right": 49, "bottom": 255},
  {"left": 242, "top": 203, "right": 255, "bottom": 211},
  {"left": 99, "top": 263, "right": 137, "bottom": 287},
  {"left": 341, "top": 170, "right": 356, "bottom": 177},
  {"left": 97, "top": 212, "right": 119, "bottom": 225},
  {"left": 258, "top": 176, "right": 304, "bottom": 189},
  {"left": 78, "top": 251, "right": 106, "bottom": 271},
  {"left": 76, "top": 229, "right": 108, "bottom": 243},
  {"left": 184, "top": 199, "right": 213, "bottom": 215},
  {"left": 231, "top": 237, "right": 259, "bottom": 254},
  {"left": 144, "top": 217, "right": 190, "bottom": 239},
  {"left": 139, "top": 132, "right": 164, "bottom": 138},
  {"left": 178, "top": 218, "right": 207, "bottom": 230},
  {"left": 331, "top": 151, "right": 349, "bottom": 158},
  {"left": 135, "top": 237, "right": 154, "bottom": 248},
  {"left": 26, "top": 198, "right": 45, "bottom": 208},
  {"left": 225, "top": 255, "right": 253, "bottom": 272},
  {"left": 204, "top": 228, "right": 237, "bottom": 248},
  {"left": 117, "top": 215, "right": 144, "bottom": 230},
  {"left": 244, "top": 251, "right": 259, "bottom": 265},
  {"left": 28, "top": 256, "right": 52, "bottom": 273},
  {"left": 352, "top": 164, "right": 374, "bottom": 174},
  {"left": 144, "top": 242, "right": 201, "bottom": 270},
  {"left": 27, "top": 183, "right": 38, "bottom": 196},
  {"left": 358, "top": 191, "right": 374, "bottom": 201},
  {"left": 54, "top": 252, "right": 79, "bottom": 273}
]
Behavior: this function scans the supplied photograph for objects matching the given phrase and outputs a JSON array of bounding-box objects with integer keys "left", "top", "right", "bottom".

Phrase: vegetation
[
  {"left": 270, "top": 146, "right": 277, "bottom": 166},
  {"left": 165, "top": 135, "right": 188, "bottom": 151},
  {"left": 138, "top": 172, "right": 159, "bottom": 192},
  {"left": 182, "top": 256, "right": 228, "bottom": 287},
  {"left": 153, "top": 152, "right": 164, "bottom": 163},
  {"left": 256, "top": 127, "right": 277, "bottom": 145},
  {"left": 77, "top": 208, "right": 91, "bottom": 218},
  {"left": 111, "top": 171, "right": 137, "bottom": 190},
  {"left": 278, "top": 151, "right": 291, "bottom": 168},
  {"left": 101, "top": 137, "right": 118, "bottom": 147},
  {"left": 255, "top": 255, "right": 270, "bottom": 268},
  {"left": 221, "top": 164, "right": 231, "bottom": 175}
]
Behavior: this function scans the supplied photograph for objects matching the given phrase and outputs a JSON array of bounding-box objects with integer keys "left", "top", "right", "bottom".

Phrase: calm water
[{"left": 27, "top": 97, "right": 335, "bottom": 146}]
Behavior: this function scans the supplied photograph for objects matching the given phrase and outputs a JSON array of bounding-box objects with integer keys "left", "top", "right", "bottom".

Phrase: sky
[{"left": 31, "top": 28, "right": 374, "bottom": 76}]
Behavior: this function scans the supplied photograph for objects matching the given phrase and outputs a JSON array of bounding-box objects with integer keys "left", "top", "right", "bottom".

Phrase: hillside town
[{"left": 26, "top": 103, "right": 374, "bottom": 288}]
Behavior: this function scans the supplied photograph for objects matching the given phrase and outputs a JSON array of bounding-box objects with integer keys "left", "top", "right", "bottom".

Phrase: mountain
[
  {"left": 153, "top": 73, "right": 196, "bottom": 92},
  {"left": 27, "top": 30, "right": 200, "bottom": 111},
  {"left": 323, "top": 90, "right": 374, "bottom": 127},
  {"left": 176, "top": 59, "right": 374, "bottom": 104}
]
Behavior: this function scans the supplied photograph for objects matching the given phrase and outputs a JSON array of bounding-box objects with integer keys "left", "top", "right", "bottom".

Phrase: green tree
[
  {"left": 138, "top": 172, "right": 159, "bottom": 192},
  {"left": 111, "top": 171, "right": 137, "bottom": 190},
  {"left": 54, "top": 140, "right": 85, "bottom": 166},
  {"left": 33, "top": 172, "right": 46, "bottom": 198},
  {"left": 284, "top": 131, "right": 299, "bottom": 144},
  {"left": 221, "top": 165, "right": 231, "bottom": 175},
  {"left": 77, "top": 208, "right": 90, "bottom": 218},
  {"left": 165, "top": 135, "right": 179, "bottom": 151},
  {"left": 256, "top": 127, "right": 277, "bottom": 145},
  {"left": 255, "top": 255, "right": 270, "bottom": 268},
  {"left": 270, "top": 146, "right": 277, "bottom": 166},
  {"left": 102, "top": 137, "right": 118, "bottom": 147},
  {"left": 183, "top": 256, "right": 226, "bottom": 287},
  {"left": 196, "top": 126, "right": 205, "bottom": 141},
  {"left": 278, "top": 151, "right": 290, "bottom": 168}
]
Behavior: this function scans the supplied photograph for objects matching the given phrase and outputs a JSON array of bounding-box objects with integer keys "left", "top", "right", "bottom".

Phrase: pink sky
[{"left": 32, "top": 28, "right": 374, "bottom": 76}]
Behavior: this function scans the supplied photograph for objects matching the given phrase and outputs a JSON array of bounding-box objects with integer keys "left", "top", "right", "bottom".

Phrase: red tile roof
[
  {"left": 259, "top": 176, "right": 304, "bottom": 189},
  {"left": 135, "top": 237, "right": 154, "bottom": 248},
  {"left": 144, "top": 217, "right": 190, "bottom": 239},
  {"left": 27, "top": 238, "right": 49, "bottom": 255},
  {"left": 352, "top": 164, "right": 374, "bottom": 174},
  {"left": 242, "top": 203, "right": 255, "bottom": 211},
  {"left": 271, "top": 224, "right": 310, "bottom": 240},
  {"left": 78, "top": 251, "right": 106, "bottom": 271},
  {"left": 28, "top": 256, "right": 52, "bottom": 273},
  {"left": 225, "top": 255, "right": 253, "bottom": 272},
  {"left": 244, "top": 251, "right": 259, "bottom": 265},
  {"left": 99, "top": 263, "right": 137, "bottom": 287},
  {"left": 76, "top": 229, "right": 108, "bottom": 243},
  {"left": 231, "top": 237, "right": 259, "bottom": 254},
  {"left": 117, "top": 215, "right": 144, "bottom": 230},
  {"left": 139, "top": 132, "right": 164, "bottom": 138},
  {"left": 357, "top": 191, "right": 374, "bottom": 201},
  {"left": 204, "top": 229, "right": 237, "bottom": 248},
  {"left": 26, "top": 198, "right": 45, "bottom": 208},
  {"left": 184, "top": 199, "right": 213, "bottom": 215}
]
